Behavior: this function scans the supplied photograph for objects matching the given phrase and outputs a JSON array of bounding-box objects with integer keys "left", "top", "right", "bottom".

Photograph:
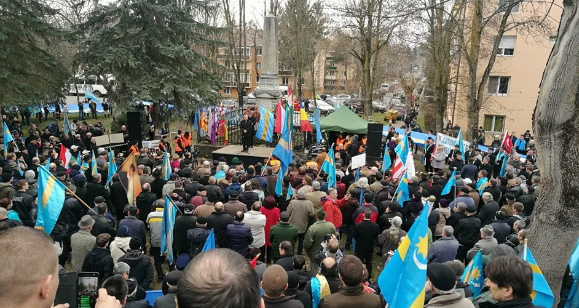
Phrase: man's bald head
[
  {"left": 142, "top": 183, "right": 151, "bottom": 192},
  {"left": 320, "top": 257, "right": 337, "bottom": 276},
  {"left": 0, "top": 227, "right": 59, "bottom": 308},
  {"left": 261, "top": 265, "right": 287, "bottom": 298},
  {"left": 214, "top": 202, "right": 224, "bottom": 212},
  {"left": 177, "top": 249, "right": 261, "bottom": 308}
]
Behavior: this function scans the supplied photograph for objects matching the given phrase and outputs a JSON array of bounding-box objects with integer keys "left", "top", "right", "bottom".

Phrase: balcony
[
  {"left": 326, "top": 66, "right": 337, "bottom": 70},
  {"left": 279, "top": 70, "right": 292, "bottom": 76},
  {"left": 216, "top": 54, "right": 250, "bottom": 60},
  {"left": 325, "top": 75, "right": 336, "bottom": 80},
  {"left": 223, "top": 81, "right": 251, "bottom": 88}
]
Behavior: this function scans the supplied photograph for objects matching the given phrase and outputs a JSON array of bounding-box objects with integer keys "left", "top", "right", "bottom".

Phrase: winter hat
[
  {"left": 231, "top": 157, "right": 239, "bottom": 165},
  {"left": 78, "top": 215, "right": 95, "bottom": 229},
  {"left": 229, "top": 190, "right": 239, "bottom": 199},
  {"left": 129, "top": 237, "right": 142, "bottom": 250},
  {"left": 427, "top": 263, "right": 457, "bottom": 291},
  {"left": 24, "top": 170, "right": 35, "bottom": 179},
  {"left": 1, "top": 173, "right": 12, "bottom": 183},
  {"left": 287, "top": 271, "right": 300, "bottom": 290},
  {"left": 117, "top": 226, "right": 131, "bottom": 237},
  {"left": 126, "top": 279, "right": 138, "bottom": 298},
  {"left": 175, "top": 253, "right": 191, "bottom": 271}
]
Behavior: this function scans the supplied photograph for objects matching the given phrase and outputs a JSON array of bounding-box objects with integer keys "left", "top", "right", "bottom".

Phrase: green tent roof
[{"left": 320, "top": 107, "right": 369, "bottom": 134}]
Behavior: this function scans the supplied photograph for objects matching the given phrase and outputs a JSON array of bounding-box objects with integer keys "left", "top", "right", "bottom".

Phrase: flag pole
[
  {"left": 41, "top": 166, "right": 97, "bottom": 215},
  {"left": 523, "top": 238, "right": 528, "bottom": 261},
  {"left": 261, "top": 155, "right": 273, "bottom": 176},
  {"left": 165, "top": 194, "right": 184, "bottom": 216}
]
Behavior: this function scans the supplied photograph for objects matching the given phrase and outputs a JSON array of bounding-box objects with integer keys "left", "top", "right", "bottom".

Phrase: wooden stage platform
[{"left": 212, "top": 145, "right": 274, "bottom": 167}]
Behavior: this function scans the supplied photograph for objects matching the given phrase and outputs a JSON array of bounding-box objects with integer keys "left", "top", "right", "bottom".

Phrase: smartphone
[
  {"left": 55, "top": 272, "right": 78, "bottom": 308},
  {"left": 77, "top": 272, "right": 99, "bottom": 308}
]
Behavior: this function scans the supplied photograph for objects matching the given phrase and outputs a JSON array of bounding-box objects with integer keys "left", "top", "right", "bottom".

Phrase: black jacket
[
  {"left": 478, "top": 201, "right": 500, "bottom": 227},
  {"left": 187, "top": 227, "right": 210, "bottom": 258},
  {"left": 136, "top": 191, "right": 157, "bottom": 224},
  {"left": 184, "top": 182, "right": 203, "bottom": 197},
  {"left": 91, "top": 214, "right": 116, "bottom": 238},
  {"left": 207, "top": 211, "right": 234, "bottom": 248},
  {"left": 119, "top": 250, "right": 154, "bottom": 290},
  {"left": 284, "top": 289, "right": 311, "bottom": 308},
  {"left": 150, "top": 178, "right": 167, "bottom": 199},
  {"left": 153, "top": 291, "right": 176, "bottom": 308},
  {"left": 455, "top": 215, "right": 482, "bottom": 246},
  {"left": 174, "top": 215, "right": 198, "bottom": 255},
  {"left": 484, "top": 185, "right": 502, "bottom": 203},
  {"left": 275, "top": 254, "right": 295, "bottom": 271},
  {"left": 352, "top": 220, "right": 379, "bottom": 256},
  {"left": 62, "top": 195, "right": 85, "bottom": 235},
  {"left": 239, "top": 191, "right": 259, "bottom": 210},
  {"left": 87, "top": 182, "right": 111, "bottom": 210},
  {"left": 82, "top": 248, "right": 113, "bottom": 285},
  {"left": 490, "top": 220, "right": 511, "bottom": 244},
  {"left": 478, "top": 296, "right": 539, "bottom": 308},
  {"left": 12, "top": 190, "right": 35, "bottom": 227},
  {"left": 262, "top": 295, "right": 304, "bottom": 308},
  {"left": 110, "top": 180, "right": 129, "bottom": 214},
  {"left": 447, "top": 212, "right": 467, "bottom": 230},
  {"left": 517, "top": 194, "right": 535, "bottom": 216},
  {"left": 124, "top": 298, "right": 151, "bottom": 308}
]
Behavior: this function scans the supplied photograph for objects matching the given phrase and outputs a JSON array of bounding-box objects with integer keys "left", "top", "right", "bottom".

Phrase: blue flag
[
  {"left": 36, "top": 166, "right": 66, "bottom": 235},
  {"left": 378, "top": 199, "right": 430, "bottom": 308},
  {"left": 354, "top": 168, "right": 360, "bottom": 182},
  {"left": 321, "top": 146, "right": 336, "bottom": 188},
  {"left": 162, "top": 151, "right": 172, "bottom": 181},
  {"left": 462, "top": 250, "right": 484, "bottom": 297},
  {"left": 107, "top": 149, "right": 117, "bottom": 187},
  {"left": 315, "top": 108, "right": 322, "bottom": 144},
  {"left": 255, "top": 106, "right": 274, "bottom": 142},
  {"left": 396, "top": 171, "right": 410, "bottom": 205},
  {"left": 382, "top": 145, "right": 391, "bottom": 172},
  {"left": 90, "top": 151, "right": 98, "bottom": 176},
  {"left": 275, "top": 168, "right": 284, "bottom": 197},
  {"left": 476, "top": 177, "right": 489, "bottom": 194},
  {"left": 441, "top": 170, "right": 456, "bottom": 195},
  {"left": 456, "top": 129, "right": 464, "bottom": 159},
  {"left": 16, "top": 159, "right": 24, "bottom": 176},
  {"left": 272, "top": 104, "right": 293, "bottom": 170},
  {"left": 45, "top": 158, "right": 51, "bottom": 168},
  {"left": 566, "top": 239, "right": 579, "bottom": 308},
  {"left": 499, "top": 154, "right": 508, "bottom": 177},
  {"left": 202, "top": 229, "right": 216, "bottom": 252},
  {"left": 84, "top": 89, "right": 101, "bottom": 103},
  {"left": 358, "top": 187, "right": 365, "bottom": 207},
  {"left": 3, "top": 122, "right": 14, "bottom": 156},
  {"left": 63, "top": 114, "right": 71, "bottom": 135},
  {"left": 161, "top": 195, "right": 179, "bottom": 263},
  {"left": 193, "top": 111, "right": 199, "bottom": 130},
  {"left": 395, "top": 133, "right": 410, "bottom": 166},
  {"left": 286, "top": 183, "right": 293, "bottom": 201},
  {"left": 523, "top": 245, "right": 555, "bottom": 308}
]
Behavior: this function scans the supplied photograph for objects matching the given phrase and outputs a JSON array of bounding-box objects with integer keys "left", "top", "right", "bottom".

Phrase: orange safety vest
[
  {"left": 306, "top": 161, "right": 318, "bottom": 169},
  {"left": 182, "top": 133, "right": 192, "bottom": 147},
  {"left": 158, "top": 142, "right": 166, "bottom": 152},
  {"left": 362, "top": 138, "right": 367, "bottom": 145},
  {"left": 129, "top": 145, "right": 139, "bottom": 155},
  {"left": 344, "top": 140, "right": 352, "bottom": 151},
  {"left": 174, "top": 138, "right": 184, "bottom": 153},
  {"left": 335, "top": 138, "right": 345, "bottom": 150}
]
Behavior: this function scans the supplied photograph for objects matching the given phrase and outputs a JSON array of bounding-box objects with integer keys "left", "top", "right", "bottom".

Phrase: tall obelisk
[{"left": 255, "top": 14, "right": 280, "bottom": 109}]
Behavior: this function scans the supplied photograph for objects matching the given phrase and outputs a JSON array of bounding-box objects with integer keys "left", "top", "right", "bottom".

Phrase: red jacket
[{"left": 322, "top": 197, "right": 346, "bottom": 229}]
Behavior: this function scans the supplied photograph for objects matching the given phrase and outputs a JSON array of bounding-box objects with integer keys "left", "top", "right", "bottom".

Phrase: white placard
[
  {"left": 435, "top": 133, "right": 470, "bottom": 155},
  {"left": 142, "top": 140, "right": 160, "bottom": 149},
  {"left": 351, "top": 153, "right": 367, "bottom": 169},
  {"left": 94, "top": 133, "right": 124, "bottom": 146}
]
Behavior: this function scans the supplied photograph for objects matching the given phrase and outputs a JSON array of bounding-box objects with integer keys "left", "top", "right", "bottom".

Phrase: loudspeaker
[
  {"left": 126, "top": 112, "right": 143, "bottom": 146},
  {"left": 366, "top": 123, "right": 383, "bottom": 166}
]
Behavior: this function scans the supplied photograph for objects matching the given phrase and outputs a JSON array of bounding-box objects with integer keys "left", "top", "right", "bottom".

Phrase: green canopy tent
[{"left": 319, "top": 106, "right": 369, "bottom": 134}]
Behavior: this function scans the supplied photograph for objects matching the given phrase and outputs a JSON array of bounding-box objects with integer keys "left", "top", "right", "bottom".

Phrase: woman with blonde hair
[{"left": 378, "top": 216, "right": 406, "bottom": 263}]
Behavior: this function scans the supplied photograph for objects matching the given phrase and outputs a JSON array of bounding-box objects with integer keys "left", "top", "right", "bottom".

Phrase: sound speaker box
[
  {"left": 366, "top": 123, "right": 383, "bottom": 166},
  {"left": 126, "top": 112, "right": 143, "bottom": 146}
]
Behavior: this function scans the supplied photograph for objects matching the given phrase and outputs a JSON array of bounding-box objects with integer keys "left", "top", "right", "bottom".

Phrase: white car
[
  {"left": 308, "top": 100, "right": 335, "bottom": 114},
  {"left": 335, "top": 94, "right": 351, "bottom": 100}
]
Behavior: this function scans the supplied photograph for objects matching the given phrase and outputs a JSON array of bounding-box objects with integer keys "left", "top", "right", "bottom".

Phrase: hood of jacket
[
  {"left": 122, "top": 250, "right": 145, "bottom": 263},
  {"left": 136, "top": 191, "right": 156, "bottom": 202},
  {"left": 112, "top": 237, "right": 131, "bottom": 249},
  {"left": 88, "top": 247, "right": 111, "bottom": 260}
]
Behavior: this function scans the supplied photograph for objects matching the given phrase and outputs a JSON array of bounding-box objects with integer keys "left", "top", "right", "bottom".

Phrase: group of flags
[
  {"left": 194, "top": 106, "right": 228, "bottom": 146},
  {"left": 388, "top": 133, "right": 415, "bottom": 206}
]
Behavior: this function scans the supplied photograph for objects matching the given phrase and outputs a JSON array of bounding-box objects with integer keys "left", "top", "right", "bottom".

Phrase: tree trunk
[{"left": 530, "top": 0, "right": 579, "bottom": 302}]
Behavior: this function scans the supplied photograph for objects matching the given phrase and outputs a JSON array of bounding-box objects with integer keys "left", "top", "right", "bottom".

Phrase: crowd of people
[{"left": 0, "top": 108, "right": 552, "bottom": 308}]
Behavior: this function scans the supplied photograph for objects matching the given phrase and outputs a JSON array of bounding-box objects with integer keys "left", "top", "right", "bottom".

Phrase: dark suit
[
  {"left": 110, "top": 180, "right": 129, "bottom": 221},
  {"left": 352, "top": 219, "right": 379, "bottom": 278},
  {"left": 86, "top": 182, "right": 112, "bottom": 212},
  {"left": 425, "top": 143, "right": 434, "bottom": 172}
]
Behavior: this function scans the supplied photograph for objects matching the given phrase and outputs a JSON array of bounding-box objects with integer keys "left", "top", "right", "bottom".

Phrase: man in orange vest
[
  {"left": 182, "top": 131, "right": 192, "bottom": 152},
  {"left": 174, "top": 136, "right": 184, "bottom": 156},
  {"left": 158, "top": 135, "right": 169, "bottom": 152},
  {"left": 269, "top": 157, "right": 281, "bottom": 173},
  {"left": 129, "top": 141, "right": 139, "bottom": 155}
]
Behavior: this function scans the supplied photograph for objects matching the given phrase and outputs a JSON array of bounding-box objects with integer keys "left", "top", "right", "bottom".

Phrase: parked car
[
  {"left": 344, "top": 98, "right": 364, "bottom": 113},
  {"left": 335, "top": 94, "right": 351, "bottom": 100},
  {"left": 221, "top": 99, "right": 237, "bottom": 108},
  {"left": 308, "top": 100, "right": 335, "bottom": 114},
  {"left": 372, "top": 100, "right": 388, "bottom": 112}
]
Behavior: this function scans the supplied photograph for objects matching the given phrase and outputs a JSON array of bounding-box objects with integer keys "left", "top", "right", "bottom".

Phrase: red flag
[
  {"left": 250, "top": 254, "right": 260, "bottom": 269},
  {"left": 502, "top": 131, "right": 513, "bottom": 153},
  {"left": 392, "top": 155, "right": 406, "bottom": 179},
  {"left": 275, "top": 102, "right": 286, "bottom": 134},
  {"left": 218, "top": 107, "right": 228, "bottom": 145},
  {"left": 288, "top": 84, "right": 293, "bottom": 103}
]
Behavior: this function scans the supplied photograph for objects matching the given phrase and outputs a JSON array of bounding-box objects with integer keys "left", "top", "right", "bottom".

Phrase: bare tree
[
  {"left": 221, "top": 0, "right": 248, "bottom": 107},
  {"left": 530, "top": 0, "right": 579, "bottom": 301}
]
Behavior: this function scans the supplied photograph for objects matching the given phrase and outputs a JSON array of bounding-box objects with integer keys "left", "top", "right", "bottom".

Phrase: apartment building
[
  {"left": 452, "top": 0, "right": 562, "bottom": 136},
  {"left": 311, "top": 51, "right": 358, "bottom": 96}
]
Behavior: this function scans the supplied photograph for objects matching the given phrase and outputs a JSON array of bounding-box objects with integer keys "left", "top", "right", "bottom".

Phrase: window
[
  {"left": 341, "top": 71, "right": 347, "bottom": 77},
  {"left": 497, "top": 36, "right": 516, "bottom": 56},
  {"left": 549, "top": 36, "right": 557, "bottom": 44},
  {"left": 281, "top": 77, "right": 289, "bottom": 85},
  {"left": 224, "top": 87, "right": 232, "bottom": 95},
  {"left": 256, "top": 48, "right": 262, "bottom": 56},
  {"left": 498, "top": 0, "right": 519, "bottom": 13},
  {"left": 488, "top": 76, "right": 510, "bottom": 95},
  {"left": 329, "top": 61, "right": 335, "bottom": 67},
  {"left": 483, "top": 115, "right": 505, "bottom": 132},
  {"left": 328, "top": 80, "right": 335, "bottom": 86},
  {"left": 340, "top": 80, "right": 346, "bottom": 86},
  {"left": 256, "top": 62, "right": 261, "bottom": 70},
  {"left": 256, "top": 76, "right": 260, "bottom": 83},
  {"left": 329, "top": 71, "right": 335, "bottom": 77}
]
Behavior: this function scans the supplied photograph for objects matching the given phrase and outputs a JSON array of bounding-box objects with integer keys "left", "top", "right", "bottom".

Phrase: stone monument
[{"left": 254, "top": 14, "right": 280, "bottom": 109}]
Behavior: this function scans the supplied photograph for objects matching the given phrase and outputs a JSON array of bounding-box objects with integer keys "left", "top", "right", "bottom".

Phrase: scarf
[{"left": 310, "top": 274, "right": 331, "bottom": 308}]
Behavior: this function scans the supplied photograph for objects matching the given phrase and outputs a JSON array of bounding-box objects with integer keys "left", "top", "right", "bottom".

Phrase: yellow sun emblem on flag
[
  {"left": 416, "top": 235, "right": 429, "bottom": 259},
  {"left": 471, "top": 267, "right": 481, "bottom": 280}
]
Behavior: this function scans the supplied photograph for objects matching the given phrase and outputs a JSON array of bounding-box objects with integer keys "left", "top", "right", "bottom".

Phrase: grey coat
[
  {"left": 71, "top": 230, "right": 96, "bottom": 272},
  {"left": 154, "top": 291, "right": 176, "bottom": 308},
  {"left": 467, "top": 237, "right": 498, "bottom": 260},
  {"left": 432, "top": 151, "right": 447, "bottom": 170}
]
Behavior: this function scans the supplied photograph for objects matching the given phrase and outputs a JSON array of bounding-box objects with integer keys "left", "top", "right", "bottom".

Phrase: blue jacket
[
  {"left": 515, "top": 139, "right": 526, "bottom": 151},
  {"left": 119, "top": 216, "right": 147, "bottom": 248},
  {"left": 227, "top": 222, "right": 253, "bottom": 258},
  {"left": 225, "top": 183, "right": 243, "bottom": 199},
  {"left": 460, "top": 164, "right": 479, "bottom": 182},
  {"left": 428, "top": 236, "right": 459, "bottom": 264},
  {"left": 253, "top": 176, "right": 269, "bottom": 193}
]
